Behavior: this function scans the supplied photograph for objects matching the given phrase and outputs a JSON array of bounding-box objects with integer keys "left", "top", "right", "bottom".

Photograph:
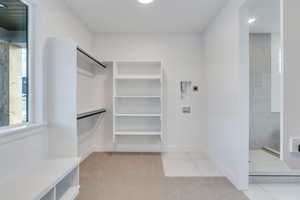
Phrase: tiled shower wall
[
  {"left": 249, "top": 33, "right": 280, "bottom": 151},
  {"left": 0, "top": 43, "right": 9, "bottom": 127}
]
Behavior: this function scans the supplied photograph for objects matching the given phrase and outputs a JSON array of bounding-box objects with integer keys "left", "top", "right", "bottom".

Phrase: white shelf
[
  {"left": 59, "top": 186, "right": 80, "bottom": 200},
  {"left": 116, "top": 75, "right": 161, "bottom": 80},
  {"left": 115, "top": 79, "right": 161, "bottom": 96},
  {"left": 113, "top": 61, "right": 163, "bottom": 144},
  {"left": 114, "top": 113, "right": 161, "bottom": 117},
  {"left": 114, "top": 131, "right": 162, "bottom": 136},
  {"left": 0, "top": 158, "right": 80, "bottom": 200},
  {"left": 115, "top": 96, "right": 161, "bottom": 98}
]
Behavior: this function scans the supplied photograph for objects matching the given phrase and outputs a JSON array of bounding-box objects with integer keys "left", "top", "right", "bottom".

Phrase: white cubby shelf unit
[
  {"left": 0, "top": 158, "right": 80, "bottom": 200},
  {"left": 113, "top": 61, "right": 164, "bottom": 142}
]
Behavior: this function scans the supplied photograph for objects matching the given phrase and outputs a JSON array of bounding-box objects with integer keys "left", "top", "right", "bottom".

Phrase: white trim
[
  {"left": 95, "top": 145, "right": 163, "bottom": 153},
  {"left": 20, "top": 0, "right": 43, "bottom": 125},
  {"left": 0, "top": 123, "right": 47, "bottom": 145},
  {"left": 238, "top": 1, "right": 250, "bottom": 190},
  {"left": 93, "top": 145, "right": 203, "bottom": 153},
  {"left": 79, "top": 145, "right": 96, "bottom": 163},
  {"left": 25, "top": 0, "right": 38, "bottom": 123},
  {"left": 22, "top": 0, "right": 38, "bottom": 5},
  {"left": 279, "top": 0, "right": 285, "bottom": 161}
]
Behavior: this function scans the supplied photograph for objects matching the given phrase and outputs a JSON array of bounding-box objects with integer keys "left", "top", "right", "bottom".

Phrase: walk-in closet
[{"left": 1, "top": 0, "right": 300, "bottom": 200}]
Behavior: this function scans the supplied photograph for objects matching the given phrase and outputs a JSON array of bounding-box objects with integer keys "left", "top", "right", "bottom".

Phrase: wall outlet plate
[{"left": 290, "top": 137, "right": 300, "bottom": 153}]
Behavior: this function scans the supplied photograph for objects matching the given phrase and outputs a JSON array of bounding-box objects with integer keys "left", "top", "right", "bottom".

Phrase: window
[{"left": 0, "top": 0, "right": 29, "bottom": 128}]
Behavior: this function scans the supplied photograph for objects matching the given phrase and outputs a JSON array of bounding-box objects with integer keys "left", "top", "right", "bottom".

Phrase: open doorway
[
  {"left": 243, "top": 0, "right": 300, "bottom": 176},
  {"left": 247, "top": 0, "right": 282, "bottom": 175}
]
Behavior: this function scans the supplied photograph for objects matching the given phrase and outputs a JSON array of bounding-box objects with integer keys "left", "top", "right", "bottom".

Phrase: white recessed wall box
[{"left": 290, "top": 137, "right": 300, "bottom": 153}]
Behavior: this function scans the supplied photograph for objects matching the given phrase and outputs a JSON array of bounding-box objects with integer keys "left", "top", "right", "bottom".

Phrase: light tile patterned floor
[
  {"left": 249, "top": 150, "right": 300, "bottom": 175},
  {"left": 247, "top": 150, "right": 300, "bottom": 199},
  {"left": 244, "top": 184, "right": 300, "bottom": 200}
]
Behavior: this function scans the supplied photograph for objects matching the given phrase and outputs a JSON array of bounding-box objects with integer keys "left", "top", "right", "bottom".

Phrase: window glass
[{"left": 0, "top": 0, "right": 28, "bottom": 127}]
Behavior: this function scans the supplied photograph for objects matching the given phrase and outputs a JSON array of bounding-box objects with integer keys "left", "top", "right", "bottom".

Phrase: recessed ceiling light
[
  {"left": 248, "top": 17, "right": 256, "bottom": 25},
  {"left": 138, "top": 0, "right": 154, "bottom": 4}
]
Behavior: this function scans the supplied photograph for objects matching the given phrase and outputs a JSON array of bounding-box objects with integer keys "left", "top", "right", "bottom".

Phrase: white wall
[
  {"left": 282, "top": 0, "right": 300, "bottom": 168},
  {"left": 202, "top": 0, "right": 300, "bottom": 190},
  {"left": 0, "top": 127, "right": 47, "bottom": 180},
  {"left": 0, "top": 0, "right": 93, "bottom": 180},
  {"left": 203, "top": 0, "right": 248, "bottom": 190},
  {"left": 37, "top": 0, "right": 93, "bottom": 52},
  {"left": 90, "top": 33, "right": 205, "bottom": 152}
]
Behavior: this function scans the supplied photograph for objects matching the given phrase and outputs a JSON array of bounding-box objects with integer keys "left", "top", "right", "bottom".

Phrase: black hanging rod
[
  {"left": 77, "top": 47, "right": 107, "bottom": 69},
  {"left": 77, "top": 109, "right": 106, "bottom": 120}
]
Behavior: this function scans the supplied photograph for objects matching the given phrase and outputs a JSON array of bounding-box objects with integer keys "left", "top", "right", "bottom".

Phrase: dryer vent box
[{"left": 182, "top": 106, "right": 191, "bottom": 114}]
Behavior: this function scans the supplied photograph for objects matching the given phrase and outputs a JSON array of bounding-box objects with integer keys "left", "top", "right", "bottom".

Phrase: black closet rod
[
  {"left": 77, "top": 109, "right": 106, "bottom": 120},
  {"left": 77, "top": 47, "right": 107, "bottom": 69}
]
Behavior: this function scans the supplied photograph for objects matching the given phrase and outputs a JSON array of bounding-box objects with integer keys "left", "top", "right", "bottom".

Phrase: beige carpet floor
[{"left": 77, "top": 153, "right": 248, "bottom": 200}]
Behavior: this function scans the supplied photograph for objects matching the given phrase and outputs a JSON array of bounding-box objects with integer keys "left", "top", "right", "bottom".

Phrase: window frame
[{"left": 0, "top": 0, "right": 46, "bottom": 142}]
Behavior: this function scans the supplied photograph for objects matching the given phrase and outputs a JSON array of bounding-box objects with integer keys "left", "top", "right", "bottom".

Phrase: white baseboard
[
  {"left": 94, "top": 144, "right": 163, "bottom": 153},
  {"left": 92, "top": 144, "right": 203, "bottom": 153},
  {"left": 250, "top": 175, "right": 300, "bottom": 184},
  {"left": 207, "top": 152, "right": 240, "bottom": 190},
  {"left": 79, "top": 145, "right": 97, "bottom": 163}
]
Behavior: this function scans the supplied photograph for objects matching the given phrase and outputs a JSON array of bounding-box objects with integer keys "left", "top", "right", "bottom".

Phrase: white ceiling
[
  {"left": 64, "top": 0, "right": 229, "bottom": 33},
  {"left": 248, "top": 0, "right": 280, "bottom": 33}
]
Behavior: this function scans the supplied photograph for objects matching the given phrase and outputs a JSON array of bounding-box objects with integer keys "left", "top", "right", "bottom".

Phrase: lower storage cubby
[
  {"left": 56, "top": 167, "right": 79, "bottom": 200},
  {"left": 40, "top": 188, "right": 55, "bottom": 200},
  {"left": 0, "top": 158, "right": 80, "bottom": 200}
]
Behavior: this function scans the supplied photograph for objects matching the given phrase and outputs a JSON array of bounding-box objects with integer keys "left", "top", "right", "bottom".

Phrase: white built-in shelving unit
[{"left": 113, "top": 61, "right": 163, "bottom": 142}]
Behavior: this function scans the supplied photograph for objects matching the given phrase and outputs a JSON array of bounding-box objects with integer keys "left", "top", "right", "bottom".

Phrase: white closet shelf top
[
  {"left": 0, "top": 158, "right": 80, "bottom": 200},
  {"left": 114, "top": 131, "right": 161, "bottom": 136}
]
